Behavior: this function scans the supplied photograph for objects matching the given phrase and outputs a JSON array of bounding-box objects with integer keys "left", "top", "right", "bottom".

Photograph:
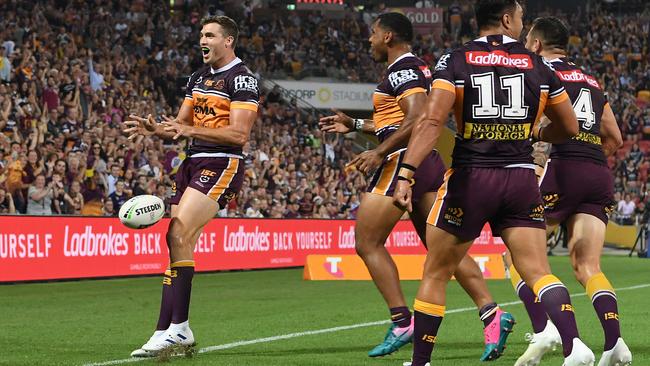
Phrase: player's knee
[
  {"left": 571, "top": 258, "right": 601, "bottom": 285},
  {"left": 166, "top": 219, "right": 193, "bottom": 250},
  {"left": 422, "top": 264, "right": 455, "bottom": 283},
  {"left": 354, "top": 240, "right": 378, "bottom": 258},
  {"left": 353, "top": 229, "right": 385, "bottom": 256}
]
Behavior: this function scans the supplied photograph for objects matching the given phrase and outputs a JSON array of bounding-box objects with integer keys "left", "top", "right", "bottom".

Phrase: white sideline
[{"left": 82, "top": 283, "right": 650, "bottom": 366}]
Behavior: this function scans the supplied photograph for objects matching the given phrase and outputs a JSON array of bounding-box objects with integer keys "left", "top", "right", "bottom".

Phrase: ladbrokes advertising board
[{"left": 0, "top": 217, "right": 505, "bottom": 282}]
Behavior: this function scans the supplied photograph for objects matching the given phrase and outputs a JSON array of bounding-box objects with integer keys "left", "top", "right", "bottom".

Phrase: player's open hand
[
  {"left": 319, "top": 108, "right": 353, "bottom": 134},
  {"left": 161, "top": 115, "right": 191, "bottom": 140},
  {"left": 124, "top": 114, "right": 157, "bottom": 142},
  {"left": 348, "top": 150, "right": 383, "bottom": 175},
  {"left": 393, "top": 180, "right": 413, "bottom": 212}
]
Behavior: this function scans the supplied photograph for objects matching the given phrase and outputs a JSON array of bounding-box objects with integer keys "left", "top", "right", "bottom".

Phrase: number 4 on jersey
[{"left": 573, "top": 88, "right": 595, "bottom": 130}]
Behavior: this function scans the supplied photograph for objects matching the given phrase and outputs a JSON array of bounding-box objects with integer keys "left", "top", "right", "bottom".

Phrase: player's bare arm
[
  {"left": 599, "top": 103, "right": 623, "bottom": 157},
  {"left": 393, "top": 88, "right": 455, "bottom": 211},
  {"left": 124, "top": 102, "right": 194, "bottom": 141},
  {"left": 163, "top": 108, "right": 256, "bottom": 146},
  {"left": 535, "top": 96, "right": 579, "bottom": 143},
  {"left": 350, "top": 92, "right": 428, "bottom": 174},
  {"left": 319, "top": 108, "right": 375, "bottom": 134}
]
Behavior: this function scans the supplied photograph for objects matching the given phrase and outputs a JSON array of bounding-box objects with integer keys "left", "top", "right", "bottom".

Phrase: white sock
[{"left": 168, "top": 320, "right": 189, "bottom": 332}]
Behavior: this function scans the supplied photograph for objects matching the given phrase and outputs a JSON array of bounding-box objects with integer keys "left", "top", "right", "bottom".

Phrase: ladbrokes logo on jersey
[
  {"left": 463, "top": 123, "right": 531, "bottom": 140},
  {"left": 465, "top": 51, "right": 533, "bottom": 69},
  {"left": 555, "top": 70, "right": 600, "bottom": 89}
]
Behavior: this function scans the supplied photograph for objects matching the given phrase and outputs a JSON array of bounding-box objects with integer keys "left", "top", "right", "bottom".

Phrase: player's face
[
  {"left": 368, "top": 21, "right": 388, "bottom": 62},
  {"left": 200, "top": 23, "right": 234, "bottom": 65},
  {"left": 524, "top": 27, "right": 542, "bottom": 54},
  {"left": 509, "top": 3, "right": 525, "bottom": 39}
]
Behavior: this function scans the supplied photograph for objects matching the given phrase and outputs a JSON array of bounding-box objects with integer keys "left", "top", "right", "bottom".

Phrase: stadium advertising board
[
  {"left": 270, "top": 80, "right": 375, "bottom": 110},
  {"left": 0, "top": 217, "right": 505, "bottom": 282},
  {"left": 390, "top": 7, "right": 444, "bottom": 38}
]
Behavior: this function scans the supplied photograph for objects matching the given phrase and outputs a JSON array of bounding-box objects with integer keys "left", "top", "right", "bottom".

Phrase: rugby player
[
  {"left": 124, "top": 15, "right": 259, "bottom": 357},
  {"left": 393, "top": 1, "right": 596, "bottom": 365},
  {"left": 320, "top": 12, "right": 514, "bottom": 361},
  {"left": 507, "top": 17, "right": 631, "bottom": 366}
]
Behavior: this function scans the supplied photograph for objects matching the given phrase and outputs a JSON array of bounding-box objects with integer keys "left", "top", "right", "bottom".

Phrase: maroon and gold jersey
[
  {"left": 183, "top": 57, "right": 259, "bottom": 156},
  {"left": 548, "top": 58, "right": 609, "bottom": 165},
  {"left": 373, "top": 52, "right": 432, "bottom": 144},
  {"left": 432, "top": 35, "right": 569, "bottom": 168}
]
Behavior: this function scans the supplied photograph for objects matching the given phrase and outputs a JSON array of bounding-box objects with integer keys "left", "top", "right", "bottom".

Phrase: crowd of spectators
[{"left": 0, "top": 0, "right": 648, "bottom": 225}]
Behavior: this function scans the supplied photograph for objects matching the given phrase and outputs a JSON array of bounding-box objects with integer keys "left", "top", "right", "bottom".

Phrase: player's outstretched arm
[
  {"left": 319, "top": 108, "right": 374, "bottom": 134},
  {"left": 393, "top": 88, "right": 454, "bottom": 211},
  {"left": 600, "top": 103, "right": 623, "bottom": 157},
  {"left": 163, "top": 108, "right": 256, "bottom": 146},
  {"left": 536, "top": 95, "right": 579, "bottom": 143}
]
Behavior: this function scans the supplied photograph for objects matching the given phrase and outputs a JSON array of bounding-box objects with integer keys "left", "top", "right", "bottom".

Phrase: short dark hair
[
  {"left": 530, "top": 16, "right": 569, "bottom": 51},
  {"left": 201, "top": 15, "right": 239, "bottom": 48},
  {"left": 376, "top": 12, "right": 414, "bottom": 43},
  {"left": 474, "top": 0, "right": 521, "bottom": 30}
]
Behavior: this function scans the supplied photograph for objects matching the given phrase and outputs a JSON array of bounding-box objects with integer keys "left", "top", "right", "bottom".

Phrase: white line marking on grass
[{"left": 83, "top": 283, "right": 650, "bottom": 366}]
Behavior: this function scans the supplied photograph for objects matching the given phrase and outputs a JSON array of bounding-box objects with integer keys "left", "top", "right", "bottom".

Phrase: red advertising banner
[{"left": 0, "top": 217, "right": 505, "bottom": 282}]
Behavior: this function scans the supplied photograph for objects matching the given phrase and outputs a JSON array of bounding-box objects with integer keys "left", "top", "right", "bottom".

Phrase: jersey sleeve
[
  {"left": 230, "top": 72, "right": 260, "bottom": 112},
  {"left": 540, "top": 58, "right": 569, "bottom": 105},
  {"left": 183, "top": 72, "right": 198, "bottom": 107},
  {"left": 387, "top": 65, "right": 428, "bottom": 103},
  {"left": 430, "top": 52, "right": 457, "bottom": 94}
]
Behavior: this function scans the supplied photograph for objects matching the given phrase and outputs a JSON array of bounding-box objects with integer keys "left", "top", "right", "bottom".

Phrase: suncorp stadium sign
[{"left": 270, "top": 80, "right": 375, "bottom": 110}]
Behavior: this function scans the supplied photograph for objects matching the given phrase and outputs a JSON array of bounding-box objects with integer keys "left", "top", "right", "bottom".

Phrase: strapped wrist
[
  {"left": 397, "top": 175, "right": 415, "bottom": 187},
  {"left": 398, "top": 163, "right": 417, "bottom": 180},
  {"left": 352, "top": 118, "right": 364, "bottom": 131}
]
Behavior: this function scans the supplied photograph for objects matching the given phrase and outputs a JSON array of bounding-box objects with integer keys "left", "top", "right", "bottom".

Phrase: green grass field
[{"left": 1, "top": 256, "right": 649, "bottom": 366}]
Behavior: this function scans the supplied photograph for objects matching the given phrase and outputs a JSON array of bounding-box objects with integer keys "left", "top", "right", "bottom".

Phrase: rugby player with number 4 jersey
[
  {"left": 506, "top": 16, "right": 631, "bottom": 366},
  {"left": 393, "top": 1, "right": 596, "bottom": 365}
]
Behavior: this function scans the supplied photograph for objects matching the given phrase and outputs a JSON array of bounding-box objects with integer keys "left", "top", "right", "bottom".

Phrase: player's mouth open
[{"left": 201, "top": 47, "right": 210, "bottom": 56}]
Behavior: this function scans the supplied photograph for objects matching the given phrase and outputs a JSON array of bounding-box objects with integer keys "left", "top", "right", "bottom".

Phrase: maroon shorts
[
  {"left": 170, "top": 157, "right": 244, "bottom": 208},
  {"left": 366, "top": 149, "right": 445, "bottom": 202},
  {"left": 539, "top": 159, "right": 615, "bottom": 224},
  {"left": 427, "top": 167, "right": 546, "bottom": 241}
]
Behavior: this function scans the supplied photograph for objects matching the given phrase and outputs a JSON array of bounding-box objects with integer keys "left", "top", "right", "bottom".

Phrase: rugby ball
[{"left": 119, "top": 195, "right": 165, "bottom": 229}]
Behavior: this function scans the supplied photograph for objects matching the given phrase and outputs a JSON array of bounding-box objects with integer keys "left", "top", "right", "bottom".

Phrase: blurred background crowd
[{"left": 0, "top": 0, "right": 648, "bottom": 225}]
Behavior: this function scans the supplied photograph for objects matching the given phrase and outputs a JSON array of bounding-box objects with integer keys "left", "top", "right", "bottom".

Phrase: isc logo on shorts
[{"left": 199, "top": 169, "right": 216, "bottom": 183}]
